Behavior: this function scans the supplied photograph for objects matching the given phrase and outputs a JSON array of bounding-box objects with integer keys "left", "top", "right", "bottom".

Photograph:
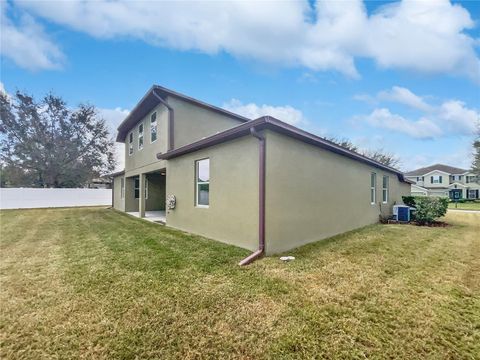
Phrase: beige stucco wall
[
  {"left": 124, "top": 176, "right": 138, "bottom": 212},
  {"left": 124, "top": 105, "right": 169, "bottom": 175},
  {"left": 165, "top": 136, "right": 259, "bottom": 251},
  {"left": 146, "top": 173, "right": 166, "bottom": 211},
  {"left": 423, "top": 170, "right": 449, "bottom": 188},
  {"left": 168, "top": 96, "right": 243, "bottom": 149},
  {"left": 112, "top": 175, "right": 125, "bottom": 211},
  {"left": 264, "top": 131, "right": 410, "bottom": 255},
  {"left": 123, "top": 95, "right": 244, "bottom": 177}
]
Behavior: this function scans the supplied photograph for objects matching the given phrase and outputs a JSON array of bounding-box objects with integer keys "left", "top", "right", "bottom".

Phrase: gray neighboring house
[
  {"left": 112, "top": 85, "right": 411, "bottom": 264},
  {"left": 405, "top": 164, "right": 480, "bottom": 199}
]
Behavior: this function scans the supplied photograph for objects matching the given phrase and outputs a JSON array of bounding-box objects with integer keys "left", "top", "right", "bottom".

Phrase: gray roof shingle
[{"left": 405, "top": 164, "right": 468, "bottom": 176}]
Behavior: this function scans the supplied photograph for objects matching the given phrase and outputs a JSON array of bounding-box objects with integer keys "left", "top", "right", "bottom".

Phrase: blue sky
[{"left": 1, "top": 0, "right": 479, "bottom": 171}]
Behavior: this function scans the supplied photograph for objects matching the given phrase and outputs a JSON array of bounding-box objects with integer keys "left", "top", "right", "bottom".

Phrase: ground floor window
[
  {"left": 134, "top": 177, "right": 148, "bottom": 199},
  {"left": 145, "top": 178, "right": 148, "bottom": 199},
  {"left": 195, "top": 158, "right": 210, "bottom": 207},
  {"left": 121, "top": 178, "right": 125, "bottom": 198},
  {"left": 370, "top": 172, "right": 376, "bottom": 204},
  {"left": 134, "top": 178, "right": 139, "bottom": 199},
  {"left": 382, "top": 175, "right": 389, "bottom": 203},
  {"left": 468, "top": 189, "right": 478, "bottom": 199}
]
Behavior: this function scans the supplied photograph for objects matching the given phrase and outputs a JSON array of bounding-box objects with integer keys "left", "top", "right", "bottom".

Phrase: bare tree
[{"left": 326, "top": 136, "right": 401, "bottom": 169}]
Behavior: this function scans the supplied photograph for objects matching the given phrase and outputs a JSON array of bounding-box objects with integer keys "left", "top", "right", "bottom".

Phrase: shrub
[
  {"left": 414, "top": 197, "right": 449, "bottom": 225},
  {"left": 402, "top": 196, "right": 417, "bottom": 208}
]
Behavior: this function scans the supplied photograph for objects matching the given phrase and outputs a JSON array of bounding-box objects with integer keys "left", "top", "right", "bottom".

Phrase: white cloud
[
  {"left": 402, "top": 146, "right": 473, "bottom": 171},
  {"left": 355, "top": 86, "right": 479, "bottom": 139},
  {"left": 0, "top": 3, "right": 64, "bottom": 71},
  {"left": 359, "top": 108, "right": 443, "bottom": 139},
  {"left": 377, "top": 86, "right": 433, "bottom": 112},
  {"left": 98, "top": 107, "right": 129, "bottom": 171},
  {"left": 438, "top": 100, "right": 479, "bottom": 135},
  {"left": 11, "top": 0, "right": 480, "bottom": 80},
  {"left": 223, "top": 99, "right": 307, "bottom": 126}
]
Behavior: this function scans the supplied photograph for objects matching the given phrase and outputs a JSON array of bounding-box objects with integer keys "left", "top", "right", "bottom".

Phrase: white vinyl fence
[{"left": 0, "top": 188, "right": 112, "bottom": 210}]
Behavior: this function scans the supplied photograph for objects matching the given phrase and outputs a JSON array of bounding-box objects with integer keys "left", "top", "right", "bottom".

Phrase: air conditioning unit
[{"left": 393, "top": 205, "right": 410, "bottom": 222}]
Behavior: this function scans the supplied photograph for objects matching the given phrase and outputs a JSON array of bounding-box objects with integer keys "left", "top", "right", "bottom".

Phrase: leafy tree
[
  {"left": 0, "top": 91, "right": 115, "bottom": 188},
  {"left": 326, "top": 136, "right": 401, "bottom": 169}
]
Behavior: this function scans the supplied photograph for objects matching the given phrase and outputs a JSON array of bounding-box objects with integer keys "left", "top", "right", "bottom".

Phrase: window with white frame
[
  {"left": 382, "top": 175, "right": 389, "bottom": 203},
  {"left": 121, "top": 178, "right": 125, "bottom": 198},
  {"left": 138, "top": 123, "right": 144, "bottom": 150},
  {"left": 128, "top": 132, "right": 134, "bottom": 155},
  {"left": 195, "top": 158, "right": 210, "bottom": 207},
  {"left": 431, "top": 175, "right": 442, "bottom": 184},
  {"left": 466, "top": 175, "right": 477, "bottom": 183},
  {"left": 370, "top": 172, "right": 376, "bottom": 204},
  {"left": 150, "top": 112, "right": 157, "bottom": 143}
]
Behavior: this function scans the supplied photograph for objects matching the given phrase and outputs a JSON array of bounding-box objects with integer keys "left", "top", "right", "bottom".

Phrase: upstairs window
[
  {"left": 195, "top": 158, "right": 210, "bottom": 207},
  {"left": 138, "top": 123, "right": 144, "bottom": 150},
  {"left": 382, "top": 175, "right": 389, "bottom": 203},
  {"left": 466, "top": 175, "right": 477, "bottom": 183},
  {"left": 128, "top": 132, "right": 134, "bottom": 155},
  {"left": 150, "top": 112, "right": 157, "bottom": 143},
  {"left": 370, "top": 172, "right": 376, "bottom": 204},
  {"left": 431, "top": 175, "right": 442, "bottom": 184}
]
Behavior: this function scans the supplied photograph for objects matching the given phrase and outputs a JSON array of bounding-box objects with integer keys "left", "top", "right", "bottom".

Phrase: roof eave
[
  {"left": 157, "top": 116, "right": 410, "bottom": 183},
  {"left": 115, "top": 85, "right": 250, "bottom": 143}
]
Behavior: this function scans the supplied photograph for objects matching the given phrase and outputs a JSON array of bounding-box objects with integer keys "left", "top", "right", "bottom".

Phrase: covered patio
[
  {"left": 127, "top": 210, "right": 166, "bottom": 224},
  {"left": 124, "top": 168, "right": 166, "bottom": 222}
]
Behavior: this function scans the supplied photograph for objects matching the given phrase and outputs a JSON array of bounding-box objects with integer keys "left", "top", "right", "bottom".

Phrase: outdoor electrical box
[{"left": 393, "top": 205, "right": 410, "bottom": 222}]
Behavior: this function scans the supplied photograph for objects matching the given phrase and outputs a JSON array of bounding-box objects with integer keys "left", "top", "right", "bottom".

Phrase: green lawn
[
  {"left": 1, "top": 208, "right": 479, "bottom": 359},
  {"left": 448, "top": 201, "right": 480, "bottom": 211}
]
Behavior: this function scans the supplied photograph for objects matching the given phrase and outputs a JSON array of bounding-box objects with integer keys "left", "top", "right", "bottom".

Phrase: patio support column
[{"left": 139, "top": 173, "right": 146, "bottom": 218}]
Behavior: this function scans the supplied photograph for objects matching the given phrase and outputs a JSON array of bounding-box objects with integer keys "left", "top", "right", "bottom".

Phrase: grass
[
  {"left": 448, "top": 201, "right": 480, "bottom": 211},
  {"left": 1, "top": 207, "right": 479, "bottom": 359}
]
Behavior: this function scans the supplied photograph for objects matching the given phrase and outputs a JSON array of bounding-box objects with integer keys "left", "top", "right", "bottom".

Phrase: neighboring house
[
  {"left": 405, "top": 164, "right": 480, "bottom": 200},
  {"left": 111, "top": 85, "right": 411, "bottom": 263},
  {"left": 86, "top": 177, "right": 112, "bottom": 189}
]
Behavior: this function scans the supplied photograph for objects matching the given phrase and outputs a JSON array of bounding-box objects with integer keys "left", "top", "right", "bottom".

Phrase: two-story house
[
  {"left": 111, "top": 85, "right": 411, "bottom": 264},
  {"left": 405, "top": 164, "right": 480, "bottom": 199}
]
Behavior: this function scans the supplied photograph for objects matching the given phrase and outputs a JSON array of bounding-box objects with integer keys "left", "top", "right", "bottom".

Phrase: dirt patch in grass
[{"left": 1, "top": 208, "right": 479, "bottom": 359}]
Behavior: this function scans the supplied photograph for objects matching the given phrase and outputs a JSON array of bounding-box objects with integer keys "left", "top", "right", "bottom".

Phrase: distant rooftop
[{"left": 405, "top": 164, "right": 469, "bottom": 176}]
